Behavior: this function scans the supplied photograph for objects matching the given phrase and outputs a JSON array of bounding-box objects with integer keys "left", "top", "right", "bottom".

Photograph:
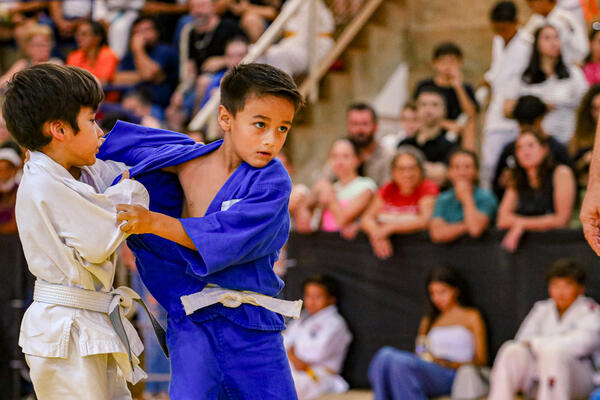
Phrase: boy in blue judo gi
[{"left": 98, "top": 63, "right": 304, "bottom": 399}]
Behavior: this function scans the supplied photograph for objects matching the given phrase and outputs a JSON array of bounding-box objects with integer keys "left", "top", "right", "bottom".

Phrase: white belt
[
  {"left": 180, "top": 285, "right": 303, "bottom": 319},
  {"left": 33, "top": 280, "right": 168, "bottom": 379}
]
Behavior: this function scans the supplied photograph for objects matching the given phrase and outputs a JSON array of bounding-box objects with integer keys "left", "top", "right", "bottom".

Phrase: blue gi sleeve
[{"left": 178, "top": 182, "right": 291, "bottom": 277}]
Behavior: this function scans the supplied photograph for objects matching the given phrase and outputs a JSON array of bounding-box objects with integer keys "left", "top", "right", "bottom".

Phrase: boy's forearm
[{"left": 150, "top": 212, "right": 197, "bottom": 250}]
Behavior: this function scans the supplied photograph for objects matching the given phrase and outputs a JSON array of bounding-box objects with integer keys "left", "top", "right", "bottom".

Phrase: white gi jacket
[
  {"left": 284, "top": 305, "right": 352, "bottom": 399},
  {"left": 516, "top": 295, "right": 600, "bottom": 359},
  {"left": 17, "top": 151, "right": 149, "bottom": 383}
]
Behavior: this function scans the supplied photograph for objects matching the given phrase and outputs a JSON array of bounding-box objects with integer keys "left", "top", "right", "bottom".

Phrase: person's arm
[
  {"left": 469, "top": 310, "right": 488, "bottom": 366},
  {"left": 511, "top": 166, "right": 575, "bottom": 231},
  {"left": 201, "top": 56, "right": 227, "bottom": 73},
  {"left": 461, "top": 115, "right": 476, "bottom": 151},
  {"left": 451, "top": 76, "right": 477, "bottom": 119},
  {"left": 386, "top": 195, "right": 436, "bottom": 234},
  {"left": 462, "top": 195, "right": 490, "bottom": 238},
  {"left": 49, "top": 1, "right": 77, "bottom": 37},
  {"left": 245, "top": 3, "right": 278, "bottom": 20},
  {"left": 429, "top": 218, "right": 468, "bottom": 243},
  {"left": 142, "top": 1, "right": 189, "bottom": 15},
  {"left": 581, "top": 118, "right": 600, "bottom": 255},
  {"left": 496, "top": 187, "right": 519, "bottom": 229},
  {"left": 325, "top": 188, "right": 374, "bottom": 228},
  {"left": 360, "top": 195, "right": 384, "bottom": 237},
  {"left": 515, "top": 301, "right": 545, "bottom": 342},
  {"left": 131, "top": 36, "right": 165, "bottom": 83}
]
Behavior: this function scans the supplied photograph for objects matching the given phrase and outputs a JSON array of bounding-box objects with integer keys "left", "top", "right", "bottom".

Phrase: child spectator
[
  {"left": 492, "top": 95, "right": 573, "bottom": 199},
  {"left": 369, "top": 266, "right": 487, "bottom": 400},
  {"left": 312, "top": 138, "right": 377, "bottom": 239},
  {"left": 66, "top": 20, "right": 118, "bottom": 85},
  {"left": 489, "top": 259, "right": 600, "bottom": 400},
  {"left": 413, "top": 42, "right": 478, "bottom": 124},
  {"left": 504, "top": 24, "right": 588, "bottom": 144},
  {"left": 361, "top": 146, "right": 439, "bottom": 259},
  {"left": 284, "top": 275, "right": 352, "bottom": 400},
  {"left": 570, "top": 85, "right": 600, "bottom": 192},
  {"left": 522, "top": 0, "right": 588, "bottom": 65},
  {"left": 0, "top": 24, "right": 63, "bottom": 88},
  {"left": 481, "top": 1, "right": 532, "bottom": 187},
  {"left": 497, "top": 129, "right": 576, "bottom": 252},
  {"left": 258, "top": 0, "right": 334, "bottom": 76},
  {"left": 113, "top": 16, "right": 178, "bottom": 109},
  {"left": 429, "top": 149, "right": 497, "bottom": 244},
  {"left": 399, "top": 87, "right": 457, "bottom": 185},
  {"left": 380, "top": 102, "right": 421, "bottom": 152},
  {"left": 583, "top": 28, "right": 600, "bottom": 85},
  {"left": 0, "top": 146, "right": 21, "bottom": 234}
]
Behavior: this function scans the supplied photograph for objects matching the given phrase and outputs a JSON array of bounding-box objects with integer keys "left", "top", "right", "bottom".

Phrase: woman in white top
[
  {"left": 368, "top": 266, "right": 487, "bottom": 400},
  {"left": 311, "top": 138, "right": 377, "bottom": 239},
  {"left": 505, "top": 24, "right": 588, "bottom": 144}
]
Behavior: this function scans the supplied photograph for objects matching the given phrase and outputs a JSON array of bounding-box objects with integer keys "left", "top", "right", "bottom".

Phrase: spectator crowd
[{"left": 3, "top": 0, "right": 600, "bottom": 399}]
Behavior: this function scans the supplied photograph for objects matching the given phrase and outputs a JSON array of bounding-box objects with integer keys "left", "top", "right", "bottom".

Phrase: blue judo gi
[{"left": 98, "top": 121, "right": 298, "bottom": 400}]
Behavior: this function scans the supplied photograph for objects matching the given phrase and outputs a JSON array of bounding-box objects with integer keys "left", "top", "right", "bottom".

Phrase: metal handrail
[{"left": 188, "top": 0, "right": 304, "bottom": 131}]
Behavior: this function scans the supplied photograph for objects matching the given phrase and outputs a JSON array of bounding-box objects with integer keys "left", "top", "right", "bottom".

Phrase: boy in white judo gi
[
  {"left": 284, "top": 275, "right": 353, "bottom": 400},
  {"left": 489, "top": 259, "right": 600, "bottom": 400},
  {"left": 2, "top": 64, "right": 156, "bottom": 400}
]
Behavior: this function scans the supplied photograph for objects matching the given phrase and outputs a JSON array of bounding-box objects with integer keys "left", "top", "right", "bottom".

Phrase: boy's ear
[
  {"left": 217, "top": 105, "right": 233, "bottom": 133},
  {"left": 44, "top": 120, "right": 68, "bottom": 142}
]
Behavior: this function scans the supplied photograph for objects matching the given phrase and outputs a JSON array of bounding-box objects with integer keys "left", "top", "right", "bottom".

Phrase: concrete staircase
[{"left": 290, "top": 0, "right": 408, "bottom": 184}]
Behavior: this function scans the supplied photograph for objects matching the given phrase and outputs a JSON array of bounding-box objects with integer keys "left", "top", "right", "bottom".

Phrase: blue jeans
[{"left": 368, "top": 347, "right": 456, "bottom": 400}]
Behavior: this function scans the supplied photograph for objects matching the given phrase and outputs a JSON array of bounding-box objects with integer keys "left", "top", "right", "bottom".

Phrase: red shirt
[{"left": 378, "top": 179, "right": 439, "bottom": 214}]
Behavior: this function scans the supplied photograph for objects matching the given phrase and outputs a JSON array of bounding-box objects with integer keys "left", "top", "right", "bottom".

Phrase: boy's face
[
  {"left": 448, "top": 153, "right": 477, "bottom": 185},
  {"left": 491, "top": 21, "right": 518, "bottom": 44},
  {"left": 219, "top": 95, "right": 294, "bottom": 168},
  {"left": 549, "top": 277, "right": 583, "bottom": 314},
  {"left": 416, "top": 92, "right": 445, "bottom": 127},
  {"left": 59, "top": 106, "right": 103, "bottom": 167},
  {"left": 303, "top": 283, "right": 335, "bottom": 315},
  {"left": 433, "top": 54, "right": 461, "bottom": 79}
]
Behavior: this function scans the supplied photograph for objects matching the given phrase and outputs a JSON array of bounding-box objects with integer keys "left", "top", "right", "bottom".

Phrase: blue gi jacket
[{"left": 98, "top": 121, "right": 290, "bottom": 331}]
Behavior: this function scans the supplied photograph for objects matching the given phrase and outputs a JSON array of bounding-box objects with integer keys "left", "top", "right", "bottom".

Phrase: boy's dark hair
[
  {"left": 302, "top": 274, "right": 340, "bottom": 300},
  {"left": 546, "top": 259, "right": 586, "bottom": 285},
  {"left": 347, "top": 102, "right": 378, "bottom": 124},
  {"left": 416, "top": 86, "right": 447, "bottom": 109},
  {"left": 490, "top": 1, "right": 517, "bottom": 22},
  {"left": 433, "top": 42, "right": 463, "bottom": 60},
  {"left": 131, "top": 15, "right": 157, "bottom": 32},
  {"left": 2, "top": 64, "right": 104, "bottom": 151},
  {"left": 123, "top": 87, "right": 153, "bottom": 107},
  {"left": 220, "top": 63, "right": 303, "bottom": 116},
  {"left": 511, "top": 95, "right": 548, "bottom": 125}
]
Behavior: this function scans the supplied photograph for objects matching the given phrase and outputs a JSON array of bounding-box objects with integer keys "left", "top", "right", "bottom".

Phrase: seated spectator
[
  {"left": 369, "top": 266, "right": 487, "bottom": 400},
  {"left": 66, "top": 20, "right": 118, "bottom": 85},
  {"left": 489, "top": 259, "right": 600, "bottom": 400},
  {"left": 481, "top": 0, "right": 531, "bottom": 188},
  {"left": 113, "top": 16, "right": 178, "bottom": 109},
  {"left": 0, "top": 24, "right": 63, "bottom": 87},
  {"left": 504, "top": 24, "right": 588, "bottom": 144},
  {"left": 93, "top": 0, "right": 145, "bottom": 59},
  {"left": 312, "top": 138, "right": 377, "bottom": 239},
  {"left": 497, "top": 129, "right": 576, "bottom": 252},
  {"left": 361, "top": 146, "right": 439, "bottom": 259},
  {"left": 179, "top": 0, "right": 248, "bottom": 81},
  {"left": 121, "top": 89, "right": 163, "bottom": 128},
  {"left": 0, "top": 146, "right": 22, "bottom": 234},
  {"left": 399, "top": 87, "right": 457, "bottom": 185},
  {"left": 214, "top": 0, "right": 280, "bottom": 43},
  {"left": 257, "top": 0, "right": 334, "bottom": 76},
  {"left": 380, "top": 102, "right": 421, "bottom": 152},
  {"left": 522, "top": 0, "right": 588, "bottom": 65},
  {"left": 429, "top": 149, "right": 498, "bottom": 244},
  {"left": 570, "top": 84, "right": 600, "bottom": 191},
  {"left": 49, "top": 0, "right": 93, "bottom": 55},
  {"left": 284, "top": 275, "right": 352, "bottom": 400},
  {"left": 492, "top": 95, "right": 573, "bottom": 199},
  {"left": 583, "top": 28, "right": 600, "bottom": 85},
  {"left": 413, "top": 42, "right": 478, "bottom": 125}
]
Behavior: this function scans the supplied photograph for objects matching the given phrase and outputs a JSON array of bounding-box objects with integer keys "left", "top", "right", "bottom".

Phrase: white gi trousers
[
  {"left": 489, "top": 341, "right": 595, "bottom": 400},
  {"left": 26, "top": 326, "right": 131, "bottom": 400}
]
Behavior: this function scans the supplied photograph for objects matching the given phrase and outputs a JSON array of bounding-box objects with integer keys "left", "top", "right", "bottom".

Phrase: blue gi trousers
[
  {"left": 166, "top": 314, "right": 298, "bottom": 400},
  {"left": 368, "top": 347, "right": 456, "bottom": 400}
]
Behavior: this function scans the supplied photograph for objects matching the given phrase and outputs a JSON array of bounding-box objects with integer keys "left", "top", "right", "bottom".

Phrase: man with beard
[
  {"left": 398, "top": 87, "right": 457, "bottom": 185},
  {"left": 113, "top": 16, "right": 179, "bottom": 109},
  {"left": 344, "top": 103, "right": 393, "bottom": 187}
]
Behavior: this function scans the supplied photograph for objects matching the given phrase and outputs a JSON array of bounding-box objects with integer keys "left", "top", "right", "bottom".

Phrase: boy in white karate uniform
[
  {"left": 2, "top": 64, "right": 152, "bottom": 400},
  {"left": 284, "top": 275, "right": 352, "bottom": 400},
  {"left": 489, "top": 259, "right": 600, "bottom": 400}
]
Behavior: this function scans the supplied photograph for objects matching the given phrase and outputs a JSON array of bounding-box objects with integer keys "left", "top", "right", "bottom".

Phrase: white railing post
[{"left": 307, "top": 0, "right": 319, "bottom": 103}]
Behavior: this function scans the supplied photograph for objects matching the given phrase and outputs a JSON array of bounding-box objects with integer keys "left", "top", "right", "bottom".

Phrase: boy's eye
[
  {"left": 278, "top": 126, "right": 289, "bottom": 133},
  {"left": 254, "top": 122, "right": 266, "bottom": 129}
]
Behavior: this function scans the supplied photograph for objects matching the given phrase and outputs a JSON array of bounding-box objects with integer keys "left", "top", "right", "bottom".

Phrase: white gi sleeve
[{"left": 515, "top": 301, "right": 547, "bottom": 342}]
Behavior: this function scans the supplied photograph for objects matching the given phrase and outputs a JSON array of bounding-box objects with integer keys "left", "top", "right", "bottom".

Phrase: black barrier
[{"left": 284, "top": 230, "right": 600, "bottom": 389}]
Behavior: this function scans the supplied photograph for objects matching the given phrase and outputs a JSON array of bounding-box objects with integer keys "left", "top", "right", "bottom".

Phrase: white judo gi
[
  {"left": 17, "top": 151, "right": 149, "bottom": 400},
  {"left": 489, "top": 296, "right": 600, "bottom": 400},
  {"left": 283, "top": 305, "right": 352, "bottom": 400},
  {"left": 258, "top": 0, "right": 334, "bottom": 76}
]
